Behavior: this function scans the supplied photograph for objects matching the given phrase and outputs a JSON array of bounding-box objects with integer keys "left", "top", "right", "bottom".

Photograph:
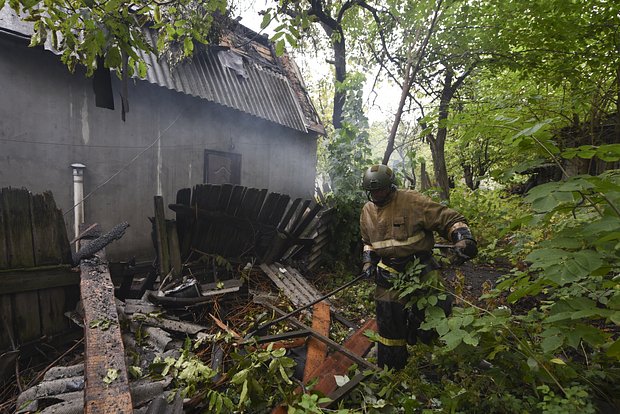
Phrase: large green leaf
[
  {"left": 526, "top": 248, "right": 604, "bottom": 285},
  {"left": 440, "top": 328, "right": 467, "bottom": 351},
  {"left": 541, "top": 335, "right": 564, "bottom": 353},
  {"left": 607, "top": 339, "right": 620, "bottom": 359}
]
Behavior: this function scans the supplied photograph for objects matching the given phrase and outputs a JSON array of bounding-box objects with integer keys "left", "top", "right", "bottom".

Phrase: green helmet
[{"left": 362, "top": 164, "right": 395, "bottom": 191}]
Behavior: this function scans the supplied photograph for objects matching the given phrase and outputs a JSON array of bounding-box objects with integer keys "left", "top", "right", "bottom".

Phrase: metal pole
[{"left": 71, "top": 163, "right": 86, "bottom": 251}]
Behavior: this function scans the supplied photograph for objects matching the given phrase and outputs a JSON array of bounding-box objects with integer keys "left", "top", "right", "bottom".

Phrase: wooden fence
[
  {"left": 0, "top": 187, "right": 78, "bottom": 352},
  {"left": 164, "top": 184, "right": 323, "bottom": 270}
]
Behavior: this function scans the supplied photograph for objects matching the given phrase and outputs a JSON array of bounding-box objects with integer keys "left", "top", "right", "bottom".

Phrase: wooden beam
[
  {"left": 1, "top": 187, "right": 35, "bottom": 269},
  {"left": 0, "top": 266, "right": 77, "bottom": 294},
  {"left": 308, "top": 319, "right": 378, "bottom": 397},
  {"left": 80, "top": 229, "right": 133, "bottom": 413},
  {"left": 153, "top": 196, "right": 170, "bottom": 277},
  {"left": 271, "top": 319, "right": 378, "bottom": 414},
  {"left": 255, "top": 300, "right": 379, "bottom": 371},
  {"left": 166, "top": 220, "right": 182, "bottom": 278},
  {"left": 303, "top": 302, "right": 330, "bottom": 382}
]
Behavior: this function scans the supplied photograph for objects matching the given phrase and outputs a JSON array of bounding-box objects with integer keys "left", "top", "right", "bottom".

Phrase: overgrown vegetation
[{"left": 7, "top": 0, "right": 619, "bottom": 412}]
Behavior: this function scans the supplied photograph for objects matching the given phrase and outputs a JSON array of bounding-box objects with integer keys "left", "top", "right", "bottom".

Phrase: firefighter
[{"left": 360, "top": 164, "right": 477, "bottom": 370}]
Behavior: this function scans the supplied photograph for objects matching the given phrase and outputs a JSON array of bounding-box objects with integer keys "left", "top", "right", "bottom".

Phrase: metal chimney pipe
[{"left": 71, "top": 163, "right": 86, "bottom": 246}]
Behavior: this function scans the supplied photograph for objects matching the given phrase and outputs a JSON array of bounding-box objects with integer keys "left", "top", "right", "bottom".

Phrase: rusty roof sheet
[{"left": 139, "top": 30, "right": 311, "bottom": 133}]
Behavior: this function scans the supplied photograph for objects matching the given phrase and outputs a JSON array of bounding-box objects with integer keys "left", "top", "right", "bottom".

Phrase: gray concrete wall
[{"left": 0, "top": 35, "right": 318, "bottom": 260}]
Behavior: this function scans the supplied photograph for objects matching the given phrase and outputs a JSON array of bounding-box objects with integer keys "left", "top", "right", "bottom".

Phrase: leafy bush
[
  {"left": 337, "top": 147, "right": 620, "bottom": 412},
  {"left": 318, "top": 72, "right": 376, "bottom": 266},
  {"left": 449, "top": 185, "right": 534, "bottom": 263}
]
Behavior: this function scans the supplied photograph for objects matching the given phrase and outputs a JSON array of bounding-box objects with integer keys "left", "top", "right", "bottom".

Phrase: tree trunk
[
  {"left": 382, "top": 59, "right": 413, "bottom": 165},
  {"left": 420, "top": 162, "right": 432, "bottom": 191},
  {"left": 426, "top": 68, "right": 472, "bottom": 200},
  {"left": 428, "top": 132, "right": 450, "bottom": 200},
  {"left": 332, "top": 35, "right": 347, "bottom": 130},
  {"left": 462, "top": 164, "right": 475, "bottom": 190},
  {"left": 427, "top": 71, "right": 455, "bottom": 201},
  {"left": 380, "top": 1, "right": 443, "bottom": 165}
]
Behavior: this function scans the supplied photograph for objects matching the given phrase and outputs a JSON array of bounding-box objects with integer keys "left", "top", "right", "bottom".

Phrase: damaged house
[
  {"left": 0, "top": 8, "right": 379, "bottom": 414},
  {"left": 0, "top": 6, "right": 325, "bottom": 260}
]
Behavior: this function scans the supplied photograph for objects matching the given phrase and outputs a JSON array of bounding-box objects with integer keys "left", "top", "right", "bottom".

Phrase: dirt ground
[{"left": 442, "top": 260, "right": 509, "bottom": 299}]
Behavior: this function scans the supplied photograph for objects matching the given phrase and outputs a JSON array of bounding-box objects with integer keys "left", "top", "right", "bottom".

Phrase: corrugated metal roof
[
  {"left": 139, "top": 31, "right": 309, "bottom": 133},
  {"left": 0, "top": 7, "right": 319, "bottom": 134}
]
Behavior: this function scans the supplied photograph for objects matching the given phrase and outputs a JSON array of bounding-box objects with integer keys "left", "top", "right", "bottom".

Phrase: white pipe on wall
[{"left": 71, "top": 163, "right": 86, "bottom": 248}]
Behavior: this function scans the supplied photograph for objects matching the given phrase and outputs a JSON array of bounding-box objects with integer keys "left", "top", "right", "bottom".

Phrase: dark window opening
[{"left": 204, "top": 150, "right": 241, "bottom": 184}]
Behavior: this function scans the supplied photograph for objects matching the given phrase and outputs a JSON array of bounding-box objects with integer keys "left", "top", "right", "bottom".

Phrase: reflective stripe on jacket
[{"left": 360, "top": 189, "right": 465, "bottom": 258}]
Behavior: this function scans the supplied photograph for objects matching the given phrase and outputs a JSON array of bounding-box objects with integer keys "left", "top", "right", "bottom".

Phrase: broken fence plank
[
  {"left": 308, "top": 318, "right": 378, "bottom": 398},
  {"left": 0, "top": 265, "right": 77, "bottom": 295},
  {"left": 166, "top": 220, "right": 182, "bottom": 278},
  {"left": 154, "top": 196, "right": 171, "bottom": 277},
  {"left": 291, "top": 203, "right": 323, "bottom": 239},
  {"left": 277, "top": 198, "right": 302, "bottom": 233},
  {"left": 2, "top": 187, "right": 35, "bottom": 268},
  {"left": 303, "top": 302, "right": 330, "bottom": 383},
  {"left": 30, "top": 192, "right": 65, "bottom": 266},
  {"left": 267, "top": 194, "right": 291, "bottom": 226},
  {"left": 216, "top": 184, "right": 234, "bottom": 212},
  {"left": 257, "top": 192, "right": 280, "bottom": 223},
  {"left": 286, "top": 199, "right": 311, "bottom": 235},
  {"left": 250, "top": 189, "right": 269, "bottom": 222},
  {"left": 226, "top": 185, "right": 246, "bottom": 217}
]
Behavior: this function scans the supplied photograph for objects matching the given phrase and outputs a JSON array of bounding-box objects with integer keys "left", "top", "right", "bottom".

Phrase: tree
[
  {"left": 267, "top": 0, "right": 396, "bottom": 130},
  {"left": 5, "top": 0, "right": 228, "bottom": 117},
  {"left": 358, "top": 0, "right": 482, "bottom": 200}
]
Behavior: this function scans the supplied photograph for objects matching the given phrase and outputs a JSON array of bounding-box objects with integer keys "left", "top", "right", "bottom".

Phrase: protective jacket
[
  {"left": 360, "top": 189, "right": 466, "bottom": 258},
  {"left": 360, "top": 189, "right": 466, "bottom": 370}
]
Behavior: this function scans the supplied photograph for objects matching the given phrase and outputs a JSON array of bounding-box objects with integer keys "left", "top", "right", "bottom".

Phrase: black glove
[
  {"left": 450, "top": 227, "right": 478, "bottom": 262},
  {"left": 362, "top": 249, "right": 379, "bottom": 280}
]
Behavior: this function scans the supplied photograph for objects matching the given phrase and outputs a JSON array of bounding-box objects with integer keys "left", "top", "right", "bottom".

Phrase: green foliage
[
  {"left": 389, "top": 259, "right": 448, "bottom": 311},
  {"left": 287, "top": 393, "right": 334, "bottom": 414},
  {"left": 330, "top": 166, "right": 619, "bottom": 412},
  {"left": 9, "top": 0, "right": 228, "bottom": 76},
  {"left": 226, "top": 342, "right": 298, "bottom": 411},
  {"left": 536, "top": 384, "right": 597, "bottom": 414},
  {"left": 449, "top": 185, "right": 533, "bottom": 263},
  {"left": 149, "top": 338, "right": 304, "bottom": 413},
  {"left": 318, "top": 72, "right": 376, "bottom": 264}
]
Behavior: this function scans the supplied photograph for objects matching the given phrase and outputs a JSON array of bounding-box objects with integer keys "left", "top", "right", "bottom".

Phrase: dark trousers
[{"left": 374, "top": 257, "right": 451, "bottom": 370}]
